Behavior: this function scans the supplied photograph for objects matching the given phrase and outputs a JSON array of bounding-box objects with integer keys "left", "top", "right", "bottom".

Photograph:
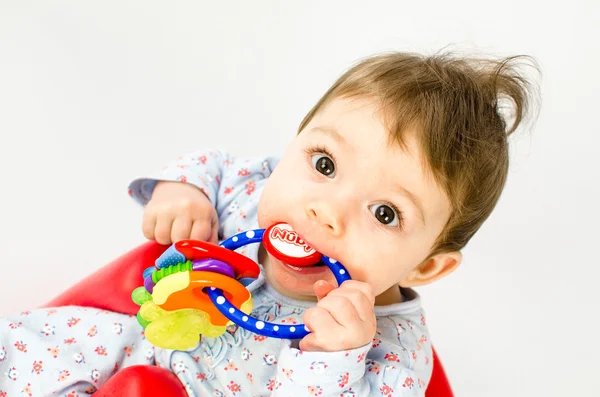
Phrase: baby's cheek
[
  {"left": 260, "top": 177, "right": 301, "bottom": 220},
  {"left": 257, "top": 196, "right": 281, "bottom": 228},
  {"left": 350, "top": 256, "right": 406, "bottom": 294}
]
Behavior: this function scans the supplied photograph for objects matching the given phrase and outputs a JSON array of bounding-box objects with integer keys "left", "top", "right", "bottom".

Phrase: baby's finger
[
  {"left": 299, "top": 333, "right": 330, "bottom": 352},
  {"left": 316, "top": 295, "right": 360, "bottom": 327},
  {"left": 190, "top": 220, "right": 213, "bottom": 242},
  {"left": 303, "top": 306, "right": 340, "bottom": 330},
  {"left": 324, "top": 287, "right": 375, "bottom": 323},
  {"left": 301, "top": 307, "right": 340, "bottom": 351},
  {"left": 171, "top": 216, "right": 193, "bottom": 243},
  {"left": 339, "top": 280, "right": 376, "bottom": 306},
  {"left": 142, "top": 210, "right": 157, "bottom": 241},
  {"left": 154, "top": 215, "right": 175, "bottom": 245},
  {"left": 313, "top": 280, "right": 336, "bottom": 301},
  {"left": 209, "top": 220, "right": 219, "bottom": 244}
]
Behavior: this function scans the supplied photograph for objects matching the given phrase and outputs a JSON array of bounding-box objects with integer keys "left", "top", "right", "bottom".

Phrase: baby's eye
[
  {"left": 311, "top": 154, "right": 336, "bottom": 178},
  {"left": 369, "top": 204, "right": 399, "bottom": 227}
]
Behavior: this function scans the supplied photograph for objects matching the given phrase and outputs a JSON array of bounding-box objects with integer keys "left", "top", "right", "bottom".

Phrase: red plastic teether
[
  {"left": 262, "top": 223, "right": 322, "bottom": 267},
  {"left": 175, "top": 240, "right": 260, "bottom": 279}
]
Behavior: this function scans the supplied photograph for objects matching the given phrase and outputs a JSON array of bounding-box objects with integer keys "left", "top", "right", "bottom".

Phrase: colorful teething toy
[{"left": 132, "top": 223, "right": 351, "bottom": 350}]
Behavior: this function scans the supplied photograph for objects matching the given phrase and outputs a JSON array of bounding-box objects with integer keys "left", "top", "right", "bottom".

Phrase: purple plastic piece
[
  {"left": 144, "top": 275, "right": 155, "bottom": 294},
  {"left": 142, "top": 266, "right": 156, "bottom": 280},
  {"left": 192, "top": 259, "right": 235, "bottom": 279}
]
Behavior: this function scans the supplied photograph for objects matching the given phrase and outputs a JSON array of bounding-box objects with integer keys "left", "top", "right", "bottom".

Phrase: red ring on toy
[
  {"left": 174, "top": 240, "right": 260, "bottom": 279},
  {"left": 262, "top": 223, "right": 322, "bottom": 267}
]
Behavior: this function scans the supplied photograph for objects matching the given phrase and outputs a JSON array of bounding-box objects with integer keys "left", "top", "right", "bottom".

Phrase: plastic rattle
[{"left": 132, "top": 222, "right": 351, "bottom": 350}]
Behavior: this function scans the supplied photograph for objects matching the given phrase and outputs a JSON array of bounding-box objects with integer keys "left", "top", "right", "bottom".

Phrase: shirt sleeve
[
  {"left": 127, "top": 148, "right": 279, "bottom": 238},
  {"left": 128, "top": 149, "right": 228, "bottom": 207},
  {"left": 270, "top": 314, "right": 432, "bottom": 397},
  {"left": 210, "top": 154, "right": 278, "bottom": 235}
]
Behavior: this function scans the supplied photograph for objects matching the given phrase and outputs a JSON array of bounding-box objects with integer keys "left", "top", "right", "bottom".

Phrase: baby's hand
[
  {"left": 300, "top": 280, "right": 377, "bottom": 352},
  {"left": 142, "top": 181, "right": 219, "bottom": 245}
]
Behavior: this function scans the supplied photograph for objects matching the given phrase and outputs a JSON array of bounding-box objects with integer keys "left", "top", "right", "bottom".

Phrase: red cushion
[
  {"left": 427, "top": 347, "right": 454, "bottom": 396},
  {"left": 44, "top": 241, "right": 169, "bottom": 315},
  {"left": 93, "top": 365, "right": 187, "bottom": 397},
  {"left": 44, "top": 240, "right": 453, "bottom": 397}
]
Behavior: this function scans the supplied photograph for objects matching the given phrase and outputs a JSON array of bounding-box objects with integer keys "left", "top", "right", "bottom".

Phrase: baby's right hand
[{"left": 142, "top": 181, "right": 219, "bottom": 245}]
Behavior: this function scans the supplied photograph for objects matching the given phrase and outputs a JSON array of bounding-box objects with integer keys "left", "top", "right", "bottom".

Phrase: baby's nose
[{"left": 306, "top": 203, "right": 344, "bottom": 236}]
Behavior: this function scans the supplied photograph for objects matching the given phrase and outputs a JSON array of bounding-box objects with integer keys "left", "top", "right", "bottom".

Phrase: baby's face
[{"left": 258, "top": 97, "right": 452, "bottom": 303}]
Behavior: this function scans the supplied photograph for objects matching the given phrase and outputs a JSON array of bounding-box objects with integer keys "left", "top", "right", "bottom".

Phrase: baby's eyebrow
[
  {"left": 310, "top": 126, "right": 347, "bottom": 146},
  {"left": 394, "top": 184, "right": 426, "bottom": 225}
]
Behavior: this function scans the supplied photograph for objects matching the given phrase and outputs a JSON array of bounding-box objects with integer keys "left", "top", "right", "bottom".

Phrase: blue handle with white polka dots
[{"left": 208, "top": 229, "right": 352, "bottom": 339}]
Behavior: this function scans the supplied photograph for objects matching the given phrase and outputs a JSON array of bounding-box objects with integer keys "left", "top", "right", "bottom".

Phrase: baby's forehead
[
  {"left": 321, "top": 96, "right": 424, "bottom": 143},
  {"left": 306, "top": 95, "right": 433, "bottom": 172}
]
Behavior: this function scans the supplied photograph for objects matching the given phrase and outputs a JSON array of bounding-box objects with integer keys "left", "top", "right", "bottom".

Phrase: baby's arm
[
  {"left": 129, "top": 150, "right": 225, "bottom": 244},
  {"left": 129, "top": 150, "right": 228, "bottom": 208},
  {"left": 128, "top": 149, "right": 278, "bottom": 243},
  {"left": 271, "top": 315, "right": 432, "bottom": 397},
  {"left": 271, "top": 346, "right": 428, "bottom": 397}
]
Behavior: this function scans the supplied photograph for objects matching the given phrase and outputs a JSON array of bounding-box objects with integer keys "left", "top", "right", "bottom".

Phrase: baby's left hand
[{"left": 300, "top": 280, "right": 377, "bottom": 352}]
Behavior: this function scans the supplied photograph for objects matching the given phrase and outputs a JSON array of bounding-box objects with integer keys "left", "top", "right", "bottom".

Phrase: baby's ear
[{"left": 399, "top": 251, "right": 462, "bottom": 288}]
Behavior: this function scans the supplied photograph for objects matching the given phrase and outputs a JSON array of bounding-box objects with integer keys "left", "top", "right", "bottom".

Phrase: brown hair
[{"left": 298, "top": 51, "right": 539, "bottom": 258}]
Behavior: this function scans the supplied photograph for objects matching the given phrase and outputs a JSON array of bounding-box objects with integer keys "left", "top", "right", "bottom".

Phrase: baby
[{"left": 0, "top": 51, "right": 535, "bottom": 396}]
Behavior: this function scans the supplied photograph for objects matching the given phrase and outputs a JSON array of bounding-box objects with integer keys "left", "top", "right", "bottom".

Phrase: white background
[{"left": 1, "top": 1, "right": 598, "bottom": 396}]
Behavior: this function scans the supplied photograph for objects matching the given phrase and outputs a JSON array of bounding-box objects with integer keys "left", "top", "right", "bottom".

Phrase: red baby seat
[{"left": 44, "top": 241, "right": 454, "bottom": 397}]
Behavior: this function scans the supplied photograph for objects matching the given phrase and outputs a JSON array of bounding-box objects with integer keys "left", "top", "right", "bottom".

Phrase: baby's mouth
[
  {"left": 285, "top": 258, "right": 327, "bottom": 271},
  {"left": 311, "top": 259, "right": 327, "bottom": 267},
  {"left": 277, "top": 256, "right": 334, "bottom": 278}
]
